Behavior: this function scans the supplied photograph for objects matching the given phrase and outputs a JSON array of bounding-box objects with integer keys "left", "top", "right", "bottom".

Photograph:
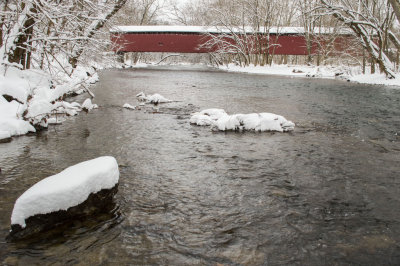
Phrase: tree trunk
[
  {"left": 0, "top": 2, "right": 34, "bottom": 68},
  {"left": 388, "top": 0, "right": 400, "bottom": 23},
  {"left": 69, "top": 0, "right": 128, "bottom": 71},
  {"left": 362, "top": 50, "right": 366, "bottom": 74},
  {"left": 8, "top": 11, "right": 35, "bottom": 69},
  {"left": 371, "top": 58, "right": 375, "bottom": 74},
  {"left": 0, "top": 0, "right": 9, "bottom": 47}
]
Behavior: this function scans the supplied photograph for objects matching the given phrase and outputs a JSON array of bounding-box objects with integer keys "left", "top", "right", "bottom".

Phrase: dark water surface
[{"left": 1, "top": 66, "right": 400, "bottom": 265}]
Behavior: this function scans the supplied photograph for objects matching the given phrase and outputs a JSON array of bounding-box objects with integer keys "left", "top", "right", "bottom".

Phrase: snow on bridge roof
[{"left": 110, "top": 25, "right": 352, "bottom": 35}]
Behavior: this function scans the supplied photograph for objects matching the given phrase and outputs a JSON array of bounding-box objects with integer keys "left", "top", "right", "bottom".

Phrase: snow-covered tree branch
[
  {"left": 319, "top": 0, "right": 398, "bottom": 78},
  {"left": 1, "top": 0, "right": 128, "bottom": 75}
]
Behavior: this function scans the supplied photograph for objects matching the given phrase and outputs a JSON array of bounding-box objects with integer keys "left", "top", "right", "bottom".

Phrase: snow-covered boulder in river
[
  {"left": 8, "top": 156, "right": 119, "bottom": 240},
  {"left": 123, "top": 103, "right": 136, "bottom": 110},
  {"left": 81, "top": 98, "right": 98, "bottom": 112},
  {"left": 136, "top": 92, "right": 172, "bottom": 104},
  {"left": 189, "top": 109, "right": 227, "bottom": 126},
  {"left": 190, "top": 109, "right": 295, "bottom": 132},
  {"left": 0, "top": 130, "right": 12, "bottom": 143}
]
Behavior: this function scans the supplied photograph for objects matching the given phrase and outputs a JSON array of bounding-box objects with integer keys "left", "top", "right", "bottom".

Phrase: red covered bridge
[{"left": 110, "top": 26, "right": 353, "bottom": 55}]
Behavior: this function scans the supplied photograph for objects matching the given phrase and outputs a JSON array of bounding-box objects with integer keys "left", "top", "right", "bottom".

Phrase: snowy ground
[
  {"left": 219, "top": 63, "right": 400, "bottom": 87},
  {"left": 122, "top": 59, "right": 400, "bottom": 86}
]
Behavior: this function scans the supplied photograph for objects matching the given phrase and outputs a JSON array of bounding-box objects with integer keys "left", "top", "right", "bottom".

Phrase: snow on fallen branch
[
  {"left": 154, "top": 54, "right": 184, "bottom": 65},
  {"left": 190, "top": 109, "right": 295, "bottom": 132}
]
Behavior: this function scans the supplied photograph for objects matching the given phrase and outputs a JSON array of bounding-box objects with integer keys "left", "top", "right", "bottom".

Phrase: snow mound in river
[
  {"left": 123, "top": 103, "right": 136, "bottom": 110},
  {"left": 81, "top": 98, "right": 98, "bottom": 111},
  {"left": 11, "top": 156, "right": 119, "bottom": 228},
  {"left": 190, "top": 109, "right": 295, "bottom": 132},
  {"left": 136, "top": 92, "right": 172, "bottom": 104}
]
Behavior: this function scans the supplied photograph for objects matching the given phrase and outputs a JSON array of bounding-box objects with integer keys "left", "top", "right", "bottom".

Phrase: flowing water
[{"left": 0, "top": 66, "right": 400, "bottom": 265}]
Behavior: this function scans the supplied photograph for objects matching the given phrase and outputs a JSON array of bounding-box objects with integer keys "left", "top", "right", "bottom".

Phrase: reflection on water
[{"left": 1, "top": 66, "right": 400, "bottom": 265}]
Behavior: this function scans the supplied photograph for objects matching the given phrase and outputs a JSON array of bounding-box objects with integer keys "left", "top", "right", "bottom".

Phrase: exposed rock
[
  {"left": 0, "top": 131, "right": 12, "bottom": 143},
  {"left": 2, "top": 94, "right": 23, "bottom": 104},
  {"left": 0, "top": 137, "right": 12, "bottom": 143},
  {"left": 7, "top": 184, "right": 118, "bottom": 241},
  {"left": 292, "top": 69, "right": 304, "bottom": 73}
]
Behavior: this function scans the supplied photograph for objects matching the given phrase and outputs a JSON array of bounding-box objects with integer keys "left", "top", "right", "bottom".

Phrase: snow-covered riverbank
[
  {"left": 123, "top": 60, "right": 400, "bottom": 86},
  {"left": 219, "top": 63, "right": 400, "bottom": 87},
  {"left": 0, "top": 65, "right": 98, "bottom": 141}
]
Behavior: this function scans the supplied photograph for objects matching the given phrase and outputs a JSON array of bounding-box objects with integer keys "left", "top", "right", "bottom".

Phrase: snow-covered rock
[
  {"left": 10, "top": 156, "right": 119, "bottom": 229},
  {"left": 136, "top": 92, "right": 172, "bottom": 104},
  {"left": 189, "top": 109, "right": 227, "bottom": 126},
  {"left": 190, "top": 109, "right": 295, "bottom": 132},
  {"left": 123, "top": 103, "right": 136, "bottom": 110},
  {"left": 0, "top": 131, "right": 11, "bottom": 142},
  {"left": 81, "top": 98, "right": 98, "bottom": 111}
]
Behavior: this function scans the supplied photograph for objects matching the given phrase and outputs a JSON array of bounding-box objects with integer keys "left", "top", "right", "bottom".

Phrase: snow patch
[
  {"left": 136, "top": 92, "right": 172, "bottom": 104},
  {"left": 11, "top": 156, "right": 119, "bottom": 228},
  {"left": 0, "top": 118, "right": 36, "bottom": 136},
  {"left": 189, "top": 109, "right": 227, "bottom": 126},
  {"left": 190, "top": 109, "right": 295, "bottom": 132},
  {"left": 123, "top": 103, "right": 136, "bottom": 110},
  {"left": 220, "top": 64, "right": 400, "bottom": 87},
  {"left": 47, "top": 117, "right": 66, "bottom": 125},
  {"left": 0, "top": 95, "right": 36, "bottom": 136}
]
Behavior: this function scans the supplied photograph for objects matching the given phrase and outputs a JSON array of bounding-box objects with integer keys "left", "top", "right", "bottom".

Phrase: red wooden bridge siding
[
  {"left": 111, "top": 33, "right": 212, "bottom": 53},
  {"left": 110, "top": 31, "right": 352, "bottom": 55}
]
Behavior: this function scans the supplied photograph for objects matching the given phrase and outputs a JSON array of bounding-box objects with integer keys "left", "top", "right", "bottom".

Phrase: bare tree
[
  {"left": 319, "top": 0, "right": 398, "bottom": 78},
  {"left": 1, "top": 0, "right": 128, "bottom": 76},
  {"left": 388, "top": 0, "right": 400, "bottom": 22},
  {"left": 199, "top": 0, "right": 291, "bottom": 66},
  {"left": 298, "top": 0, "right": 321, "bottom": 65}
]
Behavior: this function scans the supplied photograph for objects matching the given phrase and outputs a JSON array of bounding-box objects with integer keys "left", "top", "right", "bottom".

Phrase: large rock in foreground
[{"left": 8, "top": 156, "right": 119, "bottom": 240}]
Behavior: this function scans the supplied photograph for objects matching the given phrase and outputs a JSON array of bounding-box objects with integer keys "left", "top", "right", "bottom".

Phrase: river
[{"left": 1, "top": 66, "right": 400, "bottom": 265}]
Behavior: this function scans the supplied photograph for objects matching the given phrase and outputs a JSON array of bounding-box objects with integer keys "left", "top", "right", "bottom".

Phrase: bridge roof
[{"left": 111, "top": 25, "right": 352, "bottom": 35}]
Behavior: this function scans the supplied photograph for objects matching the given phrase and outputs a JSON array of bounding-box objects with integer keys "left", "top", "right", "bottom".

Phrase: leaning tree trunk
[
  {"left": 68, "top": 0, "right": 128, "bottom": 71},
  {"left": 388, "top": 0, "right": 400, "bottom": 23},
  {"left": 8, "top": 11, "right": 35, "bottom": 69},
  {"left": 320, "top": 0, "right": 396, "bottom": 78},
  {"left": 0, "top": 2, "right": 35, "bottom": 69}
]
